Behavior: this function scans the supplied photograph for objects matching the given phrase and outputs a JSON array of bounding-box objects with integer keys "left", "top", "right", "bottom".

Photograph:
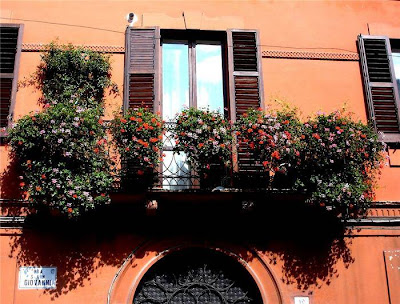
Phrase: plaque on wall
[{"left": 18, "top": 267, "right": 57, "bottom": 289}]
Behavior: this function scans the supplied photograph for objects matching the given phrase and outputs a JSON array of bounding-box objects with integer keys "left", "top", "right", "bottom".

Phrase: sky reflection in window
[
  {"left": 196, "top": 43, "right": 224, "bottom": 113},
  {"left": 162, "top": 43, "right": 189, "bottom": 120}
]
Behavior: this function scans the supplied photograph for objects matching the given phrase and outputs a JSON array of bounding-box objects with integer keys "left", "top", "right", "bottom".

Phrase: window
[
  {"left": 391, "top": 39, "right": 400, "bottom": 97},
  {"left": 358, "top": 35, "right": 400, "bottom": 144},
  {"left": 124, "top": 27, "right": 264, "bottom": 188},
  {"left": 0, "top": 24, "right": 23, "bottom": 137},
  {"left": 161, "top": 31, "right": 227, "bottom": 119}
]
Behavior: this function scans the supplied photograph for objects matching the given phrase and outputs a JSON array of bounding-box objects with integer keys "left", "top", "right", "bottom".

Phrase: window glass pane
[
  {"left": 196, "top": 44, "right": 224, "bottom": 113},
  {"left": 162, "top": 43, "right": 189, "bottom": 120},
  {"left": 392, "top": 52, "right": 400, "bottom": 94}
]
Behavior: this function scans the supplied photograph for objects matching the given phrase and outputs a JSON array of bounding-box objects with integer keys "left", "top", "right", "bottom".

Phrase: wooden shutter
[
  {"left": 0, "top": 24, "right": 23, "bottom": 135},
  {"left": 227, "top": 29, "right": 264, "bottom": 174},
  {"left": 124, "top": 27, "right": 160, "bottom": 113},
  {"left": 358, "top": 35, "right": 400, "bottom": 143}
]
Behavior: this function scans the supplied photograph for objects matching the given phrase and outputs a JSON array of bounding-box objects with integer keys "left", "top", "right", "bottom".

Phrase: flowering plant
[
  {"left": 9, "top": 102, "right": 112, "bottom": 217},
  {"left": 110, "top": 108, "right": 164, "bottom": 188},
  {"left": 173, "top": 108, "right": 233, "bottom": 178},
  {"left": 296, "top": 111, "right": 385, "bottom": 217},
  {"left": 8, "top": 43, "right": 115, "bottom": 218},
  {"left": 234, "top": 108, "right": 302, "bottom": 185}
]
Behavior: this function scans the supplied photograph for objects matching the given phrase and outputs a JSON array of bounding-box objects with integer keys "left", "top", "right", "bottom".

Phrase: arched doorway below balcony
[{"left": 132, "top": 248, "right": 263, "bottom": 304}]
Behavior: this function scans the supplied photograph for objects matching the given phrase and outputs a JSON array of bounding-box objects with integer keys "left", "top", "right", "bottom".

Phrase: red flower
[
  {"left": 73, "top": 194, "right": 78, "bottom": 198},
  {"left": 271, "top": 151, "right": 280, "bottom": 160},
  {"left": 93, "top": 147, "right": 99, "bottom": 153},
  {"left": 220, "top": 144, "right": 225, "bottom": 148},
  {"left": 137, "top": 112, "right": 143, "bottom": 116},
  {"left": 18, "top": 140, "right": 23, "bottom": 145},
  {"left": 312, "top": 133, "right": 320, "bottom": 140},
  {"left": 35, "top": 186, "right": 42, "bottom": 191},
  {"left": 151, "top": 117, "right": 157, "bottom": 123},
  {"left": 98, "top": 119, "right": 103, "bottom": 125},
  {"left": 41, "top": 174, "right": 46, "bottom": 179},
  {"left": 130, "top": 116, "right": 135, "bottom": 121},
  {"left": 283, "top": 120, "right": 289, "bottom": 125},
  {"left": 101, "top": 193, "right": 105, "bottom": 197},
  {"left": 137, "top": 170, "right": 144, "bottom": 176},
  {"left": 262, "top": 161, "right": 269, "bottom": 167},
  {"left": 150, "top": 138, "right": 158, "bottom": 143},
  {"left": 198, "top": 143, "right": 204, "bottom": 148},
  {"left": 247, "top": 128, "right": 253, "bottom": 133},
  {"left": 120, "top": 118, "right": 127, "bottom": 123},
  {"left": 360, "top": 134, "right": 366, "bottom": 139},
  {"left": 301, "top": 135, "right": 305, "bottom": 139},
  {"left": 120, "top": 129, "right": 126, "bottom": 133},
  {"left": 153, "top": 146, "right": 159, "bottom": 152},
  {"left": 125, "top": 147, "right": 130, "bottom": 151},
  {"left": 68, "top": 208, "right": 73, "bottom": 213},
  {"left": 19, "top": 182, "right": 25, "bottom": 187}
]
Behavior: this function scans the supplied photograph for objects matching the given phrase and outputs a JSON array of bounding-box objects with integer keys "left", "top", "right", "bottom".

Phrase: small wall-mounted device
[{"left": 126, "top": 12, "right": 138, "bottom": 27}]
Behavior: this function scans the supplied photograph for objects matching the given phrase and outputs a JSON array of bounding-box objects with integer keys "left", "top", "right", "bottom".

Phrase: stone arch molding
[{"left": 107, "top": 240, "right": 282, "bottom": 304}]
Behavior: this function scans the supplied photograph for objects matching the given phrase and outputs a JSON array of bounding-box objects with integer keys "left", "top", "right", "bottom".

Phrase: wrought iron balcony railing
[{"left": 111, "top": 121, "right": 269, "bottom": 192}]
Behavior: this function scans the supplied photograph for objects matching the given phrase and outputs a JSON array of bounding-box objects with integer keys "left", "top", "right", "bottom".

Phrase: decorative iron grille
[
  {"left": 133, "top": 250, "right": 262, "bottom": 304},
  {"left": 155, "top": 122, "right": 201, "bottom": 190}
]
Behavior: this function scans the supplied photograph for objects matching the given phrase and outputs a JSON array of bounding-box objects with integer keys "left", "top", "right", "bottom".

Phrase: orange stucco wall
[{"left": 1, "top": 1, "right": 400, "bottom": 303}]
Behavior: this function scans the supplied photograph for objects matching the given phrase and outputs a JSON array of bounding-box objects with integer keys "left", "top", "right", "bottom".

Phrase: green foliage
[
  {"left": 9, "top": 43, "right": 115, "bottom": 218},
  {"left": 173, "top": 108, "right": 233, "bottom": 174},
  {"left": 110, "top": 108, "right": 164, "bottom": 179},
  {"left": 234, "top": 108, "right": 385, "bottom": 218},
  {"left": 296, "top": 111, "right": 385, "bottom": 217},
  {"left": 25, "top": 42, "right": 118, "bottom": 106}
]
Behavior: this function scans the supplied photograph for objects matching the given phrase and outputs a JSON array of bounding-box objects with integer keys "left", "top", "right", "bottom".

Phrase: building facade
[{"left": 1, "top": 1, "right": 400, "bottom": 303}]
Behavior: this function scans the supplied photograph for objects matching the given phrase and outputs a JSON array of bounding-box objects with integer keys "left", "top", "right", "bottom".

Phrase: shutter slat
[
  {"left": 0, "top": 27, "right": 18, "bottom": 74},
  {"left": 124, "top": 27, "right": 160, "bottom": 113},
  {"left": 0, "top": 78, "right": 12, "bottom": 128},
  {"left": 358, "top": 35, "right": 400, "bottom": 140},
  {"left": 228, "top": 30, "right": 263, "bottom": 175}
]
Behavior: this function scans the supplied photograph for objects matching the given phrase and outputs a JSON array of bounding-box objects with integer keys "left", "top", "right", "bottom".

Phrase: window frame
[
  {"left": 160, "top": 29, "right": 230, "bottom": 119},
  {"left": 0, "top": 23, "right": 23, "bottom": 137}
]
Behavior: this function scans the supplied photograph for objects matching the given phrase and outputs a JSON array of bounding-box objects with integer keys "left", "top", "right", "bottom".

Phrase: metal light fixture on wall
[{"left": 126, "top": 12, "right": 138, "bottom": 27}]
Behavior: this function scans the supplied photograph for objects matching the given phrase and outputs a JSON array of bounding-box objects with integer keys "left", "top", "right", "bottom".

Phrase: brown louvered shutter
[
  {"left": 0, "top": 24, "right": 23, "bottom": 134},
  {"left": 124, "top": 27, "right": 160, "bottom": 113},
  {"left": 227, "top": 29, "right": 264, "bottom": 175},
  {"left": 358, "top": 35, "right": 400, "bottom": 143}
]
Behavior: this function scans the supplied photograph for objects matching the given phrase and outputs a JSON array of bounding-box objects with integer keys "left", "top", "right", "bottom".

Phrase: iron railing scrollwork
[{"left": 134, "top": 264, "right": 253, "bottom": 304}]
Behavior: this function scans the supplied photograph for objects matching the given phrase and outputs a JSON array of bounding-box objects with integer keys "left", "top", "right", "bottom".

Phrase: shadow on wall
[
  {"left": 7, "top": 214, "right": 147, "bottom": 299},
  {"left": 0, "top": 153, "right": 23, "bottom": 200},
  {"left": 6, "top": 195, "right": 354, "bottom": 297}
]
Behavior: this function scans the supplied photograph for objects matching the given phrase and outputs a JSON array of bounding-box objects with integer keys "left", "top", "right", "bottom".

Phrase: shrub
[
  {"left": 110, "top": 108, "right": 164, "bottom": 188},
  {"left": 296, "top": 111, "right": 385, "bottom": 217},
  {"left": 9, "top": 43, "right": 115, "bottom": 218}
]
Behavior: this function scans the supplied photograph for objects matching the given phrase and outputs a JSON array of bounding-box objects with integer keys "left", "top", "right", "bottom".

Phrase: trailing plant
[
  {"left": 296, "top": 111, "right": 385, "bottom": 217},
  {"left": 110, "top": 108, "right": 164, "bottom": 188},
  {"left": 9, "top": 43, "right": 115, "bottom": 218},
  {"left": 20, "top": 42, "right": 118, "bottom": 106},
  {"left": 173, "top": 108, "right": 233, "bottom": 177}
]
